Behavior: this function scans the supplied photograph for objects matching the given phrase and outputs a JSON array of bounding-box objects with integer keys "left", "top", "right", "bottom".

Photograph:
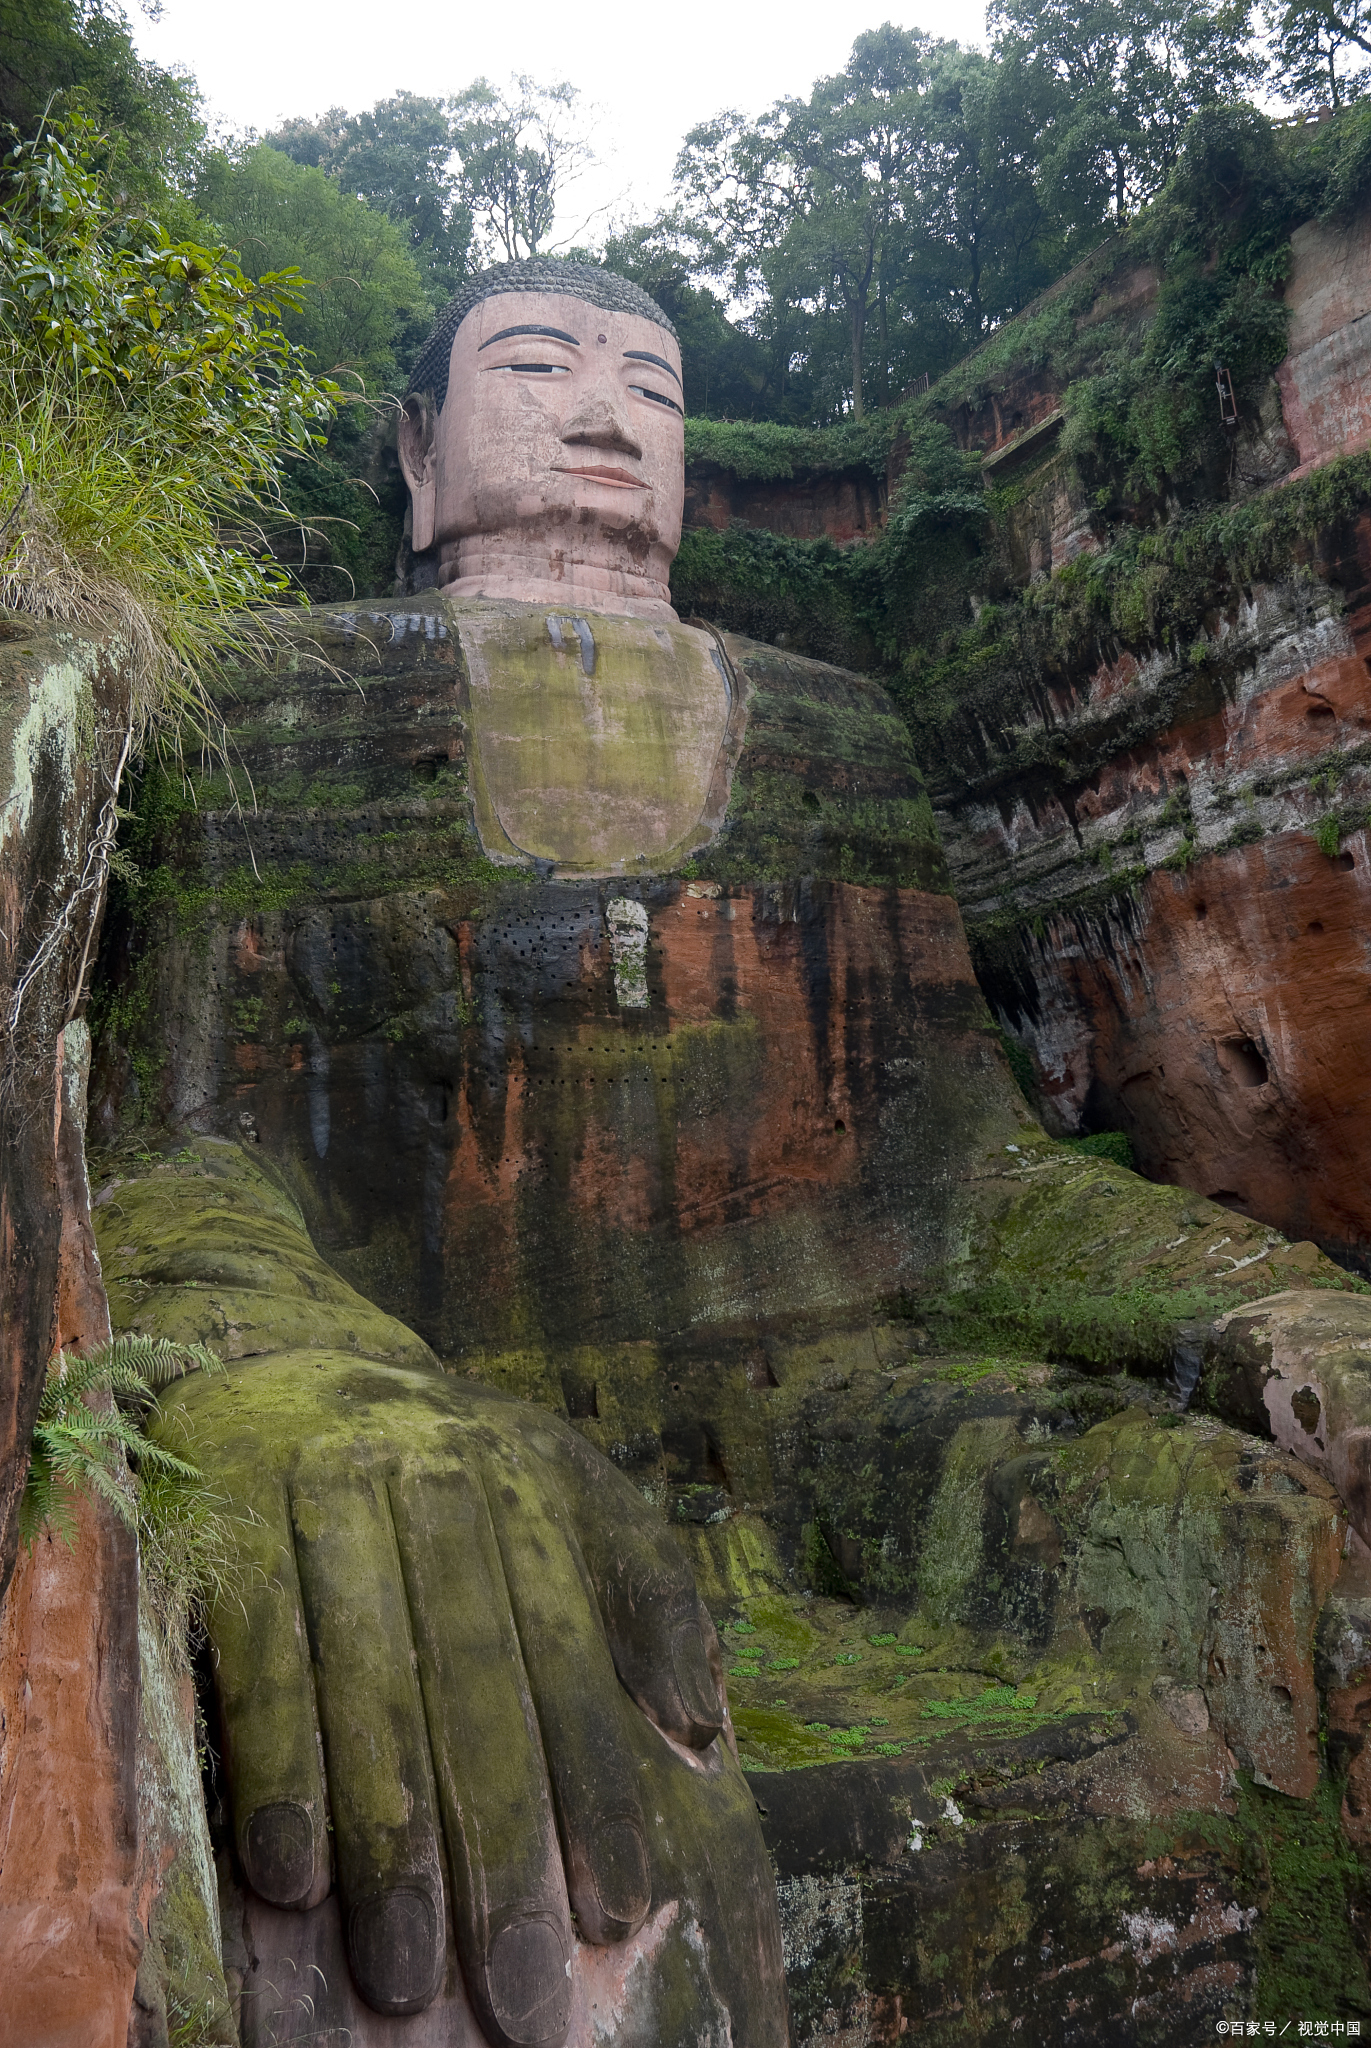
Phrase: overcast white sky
[{"left": 133, "top": 0, "right": 990, "bottom": 244}]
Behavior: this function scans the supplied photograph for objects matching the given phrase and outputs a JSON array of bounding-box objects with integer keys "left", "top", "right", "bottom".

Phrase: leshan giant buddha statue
[
  {"left": 398, "top": 262, "right": 737, "bottom": 886},
  {"left": 98, "top": 260, "right": 1019, "bottom": 2044}
]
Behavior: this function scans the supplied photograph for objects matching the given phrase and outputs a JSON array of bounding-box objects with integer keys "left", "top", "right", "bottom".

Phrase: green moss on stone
[{"left": 1238, "top": 1776, "right": 1371, "bottom": 2024}]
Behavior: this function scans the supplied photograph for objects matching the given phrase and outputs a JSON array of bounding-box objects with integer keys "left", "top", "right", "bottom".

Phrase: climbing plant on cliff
[{"left": 0, "top": 118, "right": 340, "bottom": 740}]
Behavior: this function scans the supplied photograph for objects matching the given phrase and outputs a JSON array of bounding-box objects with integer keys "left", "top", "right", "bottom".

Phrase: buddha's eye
[
  {"left": 485, "top": 362, "right": 572, "bottom": 376},
  {"left": 628, "top": 383, "right": 683, "bottom": 415}
]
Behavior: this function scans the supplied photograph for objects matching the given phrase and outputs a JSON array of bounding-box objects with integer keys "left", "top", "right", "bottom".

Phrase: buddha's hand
[{"left": 159, "top": 1356, "right": 728, "bottom": 2045}]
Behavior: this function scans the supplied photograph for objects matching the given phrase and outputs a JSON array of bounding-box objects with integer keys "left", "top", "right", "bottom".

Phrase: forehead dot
[{"left": 598, "top": 333, "right": 607, "bottom": 344}]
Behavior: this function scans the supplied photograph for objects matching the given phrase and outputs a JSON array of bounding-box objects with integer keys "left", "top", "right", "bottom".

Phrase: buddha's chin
[{"left": 439, "top": 532, "right": 679, "bottom": 623}]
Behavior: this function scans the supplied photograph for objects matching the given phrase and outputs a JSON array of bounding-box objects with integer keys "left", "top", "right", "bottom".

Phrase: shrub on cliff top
[{"left": 0, "top": 119, "right": 339, "bottom": 742}]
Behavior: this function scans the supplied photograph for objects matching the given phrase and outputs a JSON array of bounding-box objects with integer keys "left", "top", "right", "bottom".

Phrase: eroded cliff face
[
  {"left": 0, "top": 620, "right": 145, "bottom": 2047},
  {"left": 1278, "top": 208, "right": 1371, "bottom": 477},
  {"left": 0, "top": 615, "right": 130, "bottom": 1600},
  {"left": 950, "top": 523, "right": 1371, "bottom": 1262},
  {"left": 0, "top": 626, "right": 232, "bottom": 2048},
  {"left": 921, "top": 203, "right": 1371, "bottom": 1271},
  {"left": 684, "top": 461, "right": 886, "bottom": 543}
]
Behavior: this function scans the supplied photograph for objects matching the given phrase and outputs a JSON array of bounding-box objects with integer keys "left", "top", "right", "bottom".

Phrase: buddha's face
[{"left": 399, "top": 290, "right": 685, "bottom": 617}]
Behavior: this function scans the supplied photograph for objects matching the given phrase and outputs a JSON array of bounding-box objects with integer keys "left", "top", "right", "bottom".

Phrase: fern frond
[
  {"left": 34, "top": 1408, "right": 139, "bottom": 1446},
  {"left": 80, "top": 1457, "right": 138, "bottom": 1525},
  {"left": 17, "top": 1457, "right": 80, "bottom": 1549},
  {"left": 96, "top": 1333, "right": 223, "bottom": 1389},
  {"left": 21, "top": 1335, "right": 224, "bottom": 1550},
  {"left": 131, "top": 1440, "right": 201, "bottom": 1482}
]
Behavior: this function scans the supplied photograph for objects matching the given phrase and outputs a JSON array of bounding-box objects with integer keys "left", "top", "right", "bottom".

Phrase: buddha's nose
[{"left": 560, "top": 393, "right": 643, "bottom": 461}]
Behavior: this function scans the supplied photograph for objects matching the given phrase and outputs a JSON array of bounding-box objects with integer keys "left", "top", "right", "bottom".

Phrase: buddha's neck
[{"left": 438, "top": 534, "right": 678, "bottom": 623}]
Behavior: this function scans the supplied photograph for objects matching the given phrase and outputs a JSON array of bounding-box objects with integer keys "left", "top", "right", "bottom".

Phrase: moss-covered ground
[{"left": 723, "top": 1589, "right": 1120, "bottom": 1773}]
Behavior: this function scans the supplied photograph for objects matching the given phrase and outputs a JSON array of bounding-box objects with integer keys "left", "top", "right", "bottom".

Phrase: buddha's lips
[{"left": 552, "top": 465, "right": 646, "bottom": 489}]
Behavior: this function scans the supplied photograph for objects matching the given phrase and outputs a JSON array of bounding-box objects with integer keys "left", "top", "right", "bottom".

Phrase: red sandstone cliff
[
  {"left": 0, "top": 626, "right": 228, "bottom": 2046},
  {"left": 920, "top": 197, "right": 1371, "bottom": 1270}
]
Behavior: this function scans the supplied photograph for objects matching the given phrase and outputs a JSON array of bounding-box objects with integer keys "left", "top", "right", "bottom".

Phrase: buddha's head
[{"left": 399, "top": 260, "right": 684, "bottom": 621}]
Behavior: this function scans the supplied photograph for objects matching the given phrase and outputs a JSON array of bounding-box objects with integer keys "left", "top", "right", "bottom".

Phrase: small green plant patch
[
  {"left": 20, "top": 1334, "right": 219, "bottom": 1548},
  {"left": 935, "top": 1356, "right": 1033, "bottom": 1388},
  {"left": 1062, "top": 1132, "right": 1134, "bottom": 1170},
  {"left": 923, "top": 1684, "right": 1040, "bottom": 1723}
]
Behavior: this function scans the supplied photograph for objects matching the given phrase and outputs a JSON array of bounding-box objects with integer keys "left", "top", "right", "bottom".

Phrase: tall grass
[
  {"left": 0, "top": 119, "right": 343, "bottom": 1075},
  {"left": 0, "top": 117, "right": 340, "bottom": 747}
]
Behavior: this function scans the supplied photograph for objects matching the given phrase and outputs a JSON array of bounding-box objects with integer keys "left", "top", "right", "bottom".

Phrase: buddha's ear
[{"left": 398, "top": 396, "right": 438, "bottom": 554}]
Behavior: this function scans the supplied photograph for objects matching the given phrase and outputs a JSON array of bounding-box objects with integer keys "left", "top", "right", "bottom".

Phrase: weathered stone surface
[
  {"left": 1277, "top": 207, "right": 1371, "bottom": 477},
  {"left": 0, "top": 1021, "right": 231, "bottom": 2048},
  {"left": 93, "top": 1138, "right": 790, "bottom": 2046},
  {"left": 918, "top": 207, "right": 1371, "bottom": 1271},
  {"left": 949, "top": 1126, "right": 1354, "bottom": 1331},
  {"left": 128, "top": 1595, "right": 236, "bottom": 2048},
  {"left": 683, "top": 460, "right": 885, "bottom": 543},
  {"left": 1317, "top": 1541, "right": 1371, "bottom": 1852},
  {"left": 1203, "top": 1290, "right": 1371, "bottom": 1543},
  {"left": 0, "top": 1015, "right": 145, "bottom": 2048},
  {"left": 694, "top": 1352, "right": 1356, "bottom": 2039},
  {"left": 456, "top": 606, "right": 738, "bottom": 874},
  {"left": 0, "top": 614, "right": 131, "bottom": 1603},
  {"left": 92, "top": 604, "right": 1018, "bottom": 1358},
  {"left": 0, "top": 1493, "right": 142, "bottom": 2048}
]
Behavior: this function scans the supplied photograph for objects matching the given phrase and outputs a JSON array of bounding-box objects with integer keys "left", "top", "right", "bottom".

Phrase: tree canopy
[
  {"left": 195, "top": 143, "right": 427, "bottom": 396},
  {"left": 6, "top": 0, "right": 1371, "bottom": 604},
  {"left": 265, "top": 92, "right": 473, "bottom": 301}
]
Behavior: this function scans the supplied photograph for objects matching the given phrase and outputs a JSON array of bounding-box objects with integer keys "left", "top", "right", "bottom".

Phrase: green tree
[
  {"left": 678, "top": 28, "right": 938, "bottom": 419},
  {"left": 266, "top": 92, "right": 473, "bottom": 303},
  {"left": 195, "top": 142, "right": 425, "bottom": 593},
  {"left": 990, "top": 0, "right": 1262, "bottom": 222},
  {"left": 911, "top": 46, "right": 1069, "bottom": 348},
  {"left": 1268, "top": 0, "right": 1371, "bottom": 106},
  {"left": 196, "top": 142, "right": 424, "bottom": 393},
  {"left": 772, "top": 25, "right": 933, "bottom": 416},
  {"left": 675, "top": 26, "right": 1064, "bottom": 418},
  {"left": 0, "top": 0, "right": 205, "bottom": 210},
  {"left": 449, "top": 74, "right": 594, "bottom": 261},
  {"left": 672, "top": 106, "right": 825, "bottom": 417}
]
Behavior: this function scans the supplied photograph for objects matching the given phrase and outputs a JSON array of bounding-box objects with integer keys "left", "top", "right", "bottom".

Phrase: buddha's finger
[
  {"left": 209, "top": 1478, "right": 330, "bottom": 1912},
  {"left": 555, "top": 1430, "right": 727, "bottom": 1750},
  {"left": 389, "top": 1464, "right": 575, "bottom": 2048},
  {"left": 486, "top": 1452, "right": 652, "bottom": 1951},
  {"left": 288, "top": 1464, "right": 446, "bottom": 2018}
]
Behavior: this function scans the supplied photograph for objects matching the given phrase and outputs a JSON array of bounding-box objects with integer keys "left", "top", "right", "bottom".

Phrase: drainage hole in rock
[{"left": 1222, "top": 1037, "right": 1269, "bottom": 1087}]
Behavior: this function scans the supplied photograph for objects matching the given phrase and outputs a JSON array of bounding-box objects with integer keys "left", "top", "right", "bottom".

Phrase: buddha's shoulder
[
  {"left": 714, "top": 628, "right": 916, "bottom": 765},
  {"left": 186, "top": 598, "right": 943, "bottom": 896},
  {"left": 236, "top": 598, "right": 896, "bottom": 704},
  {"left": 216, "top": 596, "right": 926, "bottom": 809}
]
